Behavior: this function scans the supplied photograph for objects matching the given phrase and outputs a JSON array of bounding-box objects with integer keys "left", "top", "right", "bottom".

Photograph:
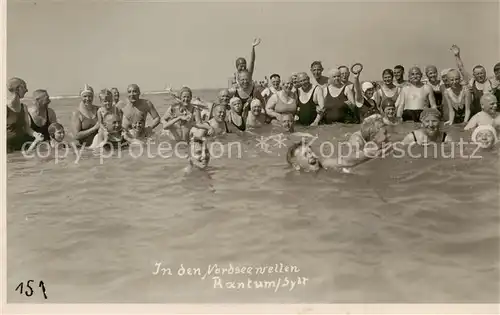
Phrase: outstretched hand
[
  {"left": 252, "top": 38, "right": 261, "bottom": 47},
  {"left": 450, "top": 44, "right": 460, "bottom": 56}
]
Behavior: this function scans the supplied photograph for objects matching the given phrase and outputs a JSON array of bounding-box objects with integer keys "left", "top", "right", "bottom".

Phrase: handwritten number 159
[{"left": 15, "top": 280, "right": 47, "bottom": 299}]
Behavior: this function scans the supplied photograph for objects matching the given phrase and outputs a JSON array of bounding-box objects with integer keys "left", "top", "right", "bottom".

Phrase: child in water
[
  {"left": 184, "top": 138, "right": 211, "bottom": 173},
  {"left": 124, "top": 116, "right": 153, "bottom": 143},
  {"left": 97, "top": 89, "right": 122, "bottom": 135},
  {"left": 25, "top": 122, "right": 66, "bottom": 153},
  {"left": 245, "top": 99, "right": 267, "bottom": 129},
  {"left": 90, "top": 113, "right": 128, "bottom": 150},
  {"left": 471, "top": 125, "right": 498, "bottom": 149}
]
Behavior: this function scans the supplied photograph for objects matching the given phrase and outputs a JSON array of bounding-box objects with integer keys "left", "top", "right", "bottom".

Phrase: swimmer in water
[
  {"left": 464, "top": 93, "right": 498, "bottom": 131},
  {"left": 229, "top": 38, "right": 261, "bottom": 88},
  {"left": 261, "top": 73, "right": 282, "bottom": 102},
  {"left": 471, "top": 124, "right": 498, "bottom": 150},
  {"left": 226, "top": 97, "right": 246, "bottom": 132},
  {"left": 184, "top": 138, "right": 211, "bottom": 173},
  {"left": 124, "top": 117, "right": 152, "bottom": 143},
  {"left": 380, "top": 98, "right": 400, "bottom": 125},
  {"left": 286, "top": 114, "right": 392, "bottom": 172},
  {"left": 246, "top": 99, "right": 267, "bottom": 129},
  {"left": 206, "top": 104, "right": 230, "bottom": 136},
  {"left": 403, "top": 108, "right": 453, "bottom": 145},
  {"left": 443, "top": 69, "right": 471, "bottom": 125},
  {"left": 25, "top": 122, "right": 67, "bottom": 153},
  {"left": 90, "top": 113, "right": 128, "bottom": 150},
  {"left": 96, "top": 89, "right": 123, "bottom": 137},
  {"left": 121, "top": 84, "right": 161, "bottom": 133}
]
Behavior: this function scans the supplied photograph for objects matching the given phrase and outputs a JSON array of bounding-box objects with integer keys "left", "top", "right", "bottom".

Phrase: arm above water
[
  {"left": 72, "top": 111, "right": 99, "bottom": 141},
  {"left": 146, "top": 100, "right": 161, "bottom": 130},
  {"left": 463, "top": 89, "right": 472, "bottom": 123},
  {"left": 464, "top": 113, "right": 478, "bottom": 131},
  {"left": 248, "top": 38, "right": 261, "bottom": 78},
  {"left": 311, "top": 87, "right": 325, "bottom": 126}
]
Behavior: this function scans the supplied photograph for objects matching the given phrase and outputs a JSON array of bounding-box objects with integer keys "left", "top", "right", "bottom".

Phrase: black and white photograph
[{"left": 2, "top": 0, "right": 499, "bottom": 312}]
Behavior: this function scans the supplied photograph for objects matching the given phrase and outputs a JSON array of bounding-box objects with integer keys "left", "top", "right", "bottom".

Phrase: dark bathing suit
[
  {"left": 452, "top": 105, "right": 466, "bottom": 123},
  {"left": 470, "top": 80, "right": 489, "bottom": 116},
  {"left": 358, "top": 98, "right": 379, "bottom": 122},
  {"left": 323, "top": 85, "right": 353, "bottom": 124},
  {"left": 29, "top": 108, "right": 51, "bottom": 141},
  {"left": 7, "top": 104, "right": 34, "bottom": 152},
  {"left": 402, "top": 110, "right": 424, "bottom": 123},
  {"left": 228, "top": 111, "right": 245, "bottom": 131},
  {"left": 297, "top": 86, "right": 318, "bottom": 126},
  {"left": 235, "top": 86, "right": 255, "bottom": 106}
]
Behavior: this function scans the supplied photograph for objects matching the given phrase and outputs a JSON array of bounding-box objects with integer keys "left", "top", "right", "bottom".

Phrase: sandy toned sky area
[{"left": 7, "top": 0, "right": 499, "bottom": 96}]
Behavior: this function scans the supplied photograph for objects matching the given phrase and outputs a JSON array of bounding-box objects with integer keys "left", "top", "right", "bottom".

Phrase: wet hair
[
  {"left": 394, "top": 65, "right": 405, "bottom": 72},
  {"left": 7, "top": 77, "right": 26, "bottom": 93},
  {"left": 99, "top": 88, "right": 113, "bottom": 100},
  {"left": 286, "top": 142, "right": 305, "bottom": 166},
  {"left": 178, "top": 86, "right": 192, "bottom": 98},
  {"left": 310, "top": 61, "right": 323, "bottom": 69},
  {"left": 382, "top": 69, "right": 394, "bottom": 78},
  {"left": 48, "top": 122, "right": 64, "bottom": 138},
  {"left": 270, "top": 74, "right": 280, "bottom": 80},
  {"left": 472, "top": 65, "right": 485, "bottom": 72},
  {"left": 360, "top": 114, "right": 385, "bottom": 141}
]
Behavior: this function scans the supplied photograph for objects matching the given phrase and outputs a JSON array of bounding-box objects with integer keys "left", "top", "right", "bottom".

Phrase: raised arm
[
  {"left": 451, "top": 45, "right": 471, "bottom": 83},
  {"left": 248, "top": 38, "right": 261, "bottom": 78},
  {"left": 352, "top": 73, "right": 364, "bottom": 107}
]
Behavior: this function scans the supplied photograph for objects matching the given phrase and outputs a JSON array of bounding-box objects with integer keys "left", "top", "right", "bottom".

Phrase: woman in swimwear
[
  {"left": 374, "top": 69, "right": 400, "bottom": 107},
  {"left": 72, "top": 84, "right": 100, "bottom": 147},
  {"left": 356, "top": 81, "right": 380, "bottom": 122},
  {"left": 6, "top": 77, "right": 44, "bottom": 152},
  {"left": 403, "top": 108, "right": 452, "bottom": 145},
  {"left": 226, "top": 97, "right": 246, "bottom": 132},
  {"left": 246, "top": 99, "right": 267, "bottom": 129},
  {"left": 443, "top": 69, "right": 471, "bottom": 125},
  {"left": 28, "top": 89, "right": 58, "bottom": 141},
  {"left": 206, "top": 104, "right": 230, "bottom": 136},
  {"left": 230, "top": 70, "right": 264, "bottom": 112},
  {"left": 265, "top": 76, "right": 297, "bottom": 122},
  {"left": 423, "top": 66, "right": 445, "bottom": 114},
  {"left": 162, "top": 87, "right": 213, "bottom": 141}
]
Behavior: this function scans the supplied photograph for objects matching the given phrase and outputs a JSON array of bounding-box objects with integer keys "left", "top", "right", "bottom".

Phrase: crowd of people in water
[{"left": 6, "top": 40, "right": 500, "bottom": 172}]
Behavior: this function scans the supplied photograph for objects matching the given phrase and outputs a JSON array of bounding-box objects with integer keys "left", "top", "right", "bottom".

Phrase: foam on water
[{"left": 7, "top": 91, "right": 500, "bottom": 303}]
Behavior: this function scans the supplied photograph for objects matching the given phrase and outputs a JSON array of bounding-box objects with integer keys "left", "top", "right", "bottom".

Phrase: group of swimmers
[{"left": 6, "top": 40, "right": 500, "bottom": 172}]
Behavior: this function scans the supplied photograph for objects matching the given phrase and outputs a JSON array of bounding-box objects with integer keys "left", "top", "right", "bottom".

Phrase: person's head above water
[
  {"left": 472, "top": 65, "right": 487, "bottom": 83},
  {"left": 270, "top": 74, "right": 281, "bottom": 89},
  {"left": 297, "top": 72, "right": 311, "bottom": 89},
  {"left": 381, "top": 69, "right": 394, "bottom": 85},
  {"left": 338, "top": 66, "right": 350, "bottom": 83},
  {"left": 111, "top": 87, "right": 120, "bottom": 103},
  {"left": 282, "top": 75, "right": 294, "bottom": 93},
  {"left": 408, "top": 66, "right": 423, "bottom": 84},
  {"left": 286, "top": 141, "right": 321, "bottom": 172},
  {"left": 472, "top": 125, "right": 498, "bottom": 149},
  {"left": 217, "top": 89, "right": 230, "bottom": 106},
  {"left": 381, "top": 98, "right": 396, "bottom": 118},
  {"left": 178, "top": 86, "right": 193, "bottom": 105},
  {"left": 32, "top": 89, "right": 51, "bottom": 108},
  {"left": 99, "top": 88, "right": 113, "bottom": 109},
  {"left": 419, "top": 108, "right": 441, "bottom": 137},
  {"left": 360, "top": 114, "right": 388, "bottom": 145},
  {"left": 328, "top": 69, "right": 342, "bottom": 86},
  {"left": 291, "top": 72, "right": 301, "bottom": 89},
  {"left": 310, "top": 61, "right": 324, "bottom": 80},
  {"left": 238, "top": 70, "right": 252, "bottom": 89},
  {"left": 211, "top": 104, "right": 227, "bottom": 123},
  {"left": 447, "top": 69, "right": 461, "bottom": 88},
  {"left": 280, "top": 113, "right": 294, "bottom": 133},
  {"left": 7, "top": 77, "right": 28, "bottom": 98},
  {"left": 235, "top": 57, "right": 247, "bottom": 72},
  {"left": 103, "top": 113, "right": 122, "bottom": 133},
  {"left": 480, "top": 93, "right": 498, "bottom": 116},
  {"left": 188, "top": 139, "right": 211, "bottom": 170},
  {"left": 80, "top": 84, "right": 94, "bottom": 106},
  {"left": 229, "top": 97, "right": 243, "bottom": 114},
  {"left": 425, "top": 65, "right": 438, "bottom": 83},
  {"left": 493, "top": 62, "right": 500, "bottom": 81},
  {"left": 48, "top": 122, "right": 65, "bottom": 142},
  {"left": 250, "top": 99, "right": 263, "bottom": 116},
  {"left": 362, "top": 82, "right": 375, "bottom": 99},
  {"left": 127, "top": 84, "right": 141, "bottom": 104}
]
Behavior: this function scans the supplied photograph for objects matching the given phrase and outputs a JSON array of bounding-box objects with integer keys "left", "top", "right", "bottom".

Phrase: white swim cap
[
  {"left": 472, "top": 124, "right": 498, "bottom": 144},
  {"left": 362, "top": 82, "right": 374, "bottom": 93}
]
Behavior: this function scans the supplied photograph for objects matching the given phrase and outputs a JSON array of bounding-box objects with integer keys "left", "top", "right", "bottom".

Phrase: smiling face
[
  {"left": 481, "top": 94, "right": 498, "bottom": 116},
  {"left": 180, "top": 91, "right": 192, "bottom": 105},
  {"left": 394, "top": 68, "right": 404, "bottom": 82},
  {"left": 422, "top": 115, "right": 440, "bottom": 137},
  {"left": 311, "top": 64, "right": 323, "bottom": 80},
  {"left": 384, "top": 106, "right": 396, "bottom": 118},
  {"left": 329, "top": 70, "right": 342, "bottom": 86},
  {"left": 364, "top": 87, "right": 375, "bottom": 99},
  {"left": 111, "top": 88, "right": 120, "bottom": 103},
  {"left": 218, "top": 89, "right": 230, "bottom": 106},
  {"left": 271, "top": 76, "right": 281, "bottom": 90},
  {"left": 293, "top": 145, "right": 320, "bottom": 172},
  {"left": 53, "top": 128, "right": 65, "bottom": 142},
  {"left": 190, "top": 142, "right": 210, "bottom": 169},
  {"left": 81, "top": 92, "right": 94, "bottom": 106},
  {"left": 100, "top": 94, "right": 113, "bottom": 110},
  {"left": 409, "top": 68, "right": 423, "bottom": 84},
  {"left": 238, "top": 72, "right": 251, "bottom": 89},
  {"left": 475, "top": 130, "right": 496, "bottom": 149},
  {"left": 212, "top": 105, "right": 226, "bottom": 122},
  {"left": 281, "top": 113, "right": 294, "bottom": 132},
  {"left": 251, "top": 103, "right": 262, "bottom": 116},
  {"left": 231, "top": 98, "right": 243, "bottom": 114},
  {"left": 382, "top": 71, "right": 394, "bottom": 85},
  {"left": 473, "top": 66, "right": 487, "bottom": 84},
  {"left": 105, "top": 115, "right": 122, "bottom": 133},
  {"left": 132, "top": 120, "right": 145, "bottom": 133},
  {"left": 426, "top": 66, "right": 438, "bottom": 84},
  {"left": 236, "top": 58, "right": 247, "bottom": 72},
  {"left": 127, "top": 84, "right": 140, "bottom": 104}
]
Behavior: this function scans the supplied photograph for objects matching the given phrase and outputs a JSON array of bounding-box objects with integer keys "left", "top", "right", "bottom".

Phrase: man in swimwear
[
  {"left": 201, "top": 89, "right": 231, "bottom": 121},
  {"left": 7, "top": 77, "right": 44, "bottom": 152},
  {"left": 261, "top": 73, "right": 282, "bottom": 102},
  {"left": 286, "top": 114, "right": 391, "bottom": 172},
  {"left": 296, "top": 72, "right": 325, "bottom": 126},
  {"left": 396, "top": 66, "right": 437, "bottom": 122},
  {"left": 323, "top": 69, "right": 358, "bottom": 124},
  {"left": 393, "top": 65, "right": 407, "bottom": 87},
  {"left": 402, "top": 108, "right": 452, "bottom": 145},
  {"left": 121, "top": 84, "right": 161, "bottom": 133},
  {"left": 28, "top": 89, "right": 58, "bottom": 141},
  {"left": 229, "top": 38, "right": 261, "bottom": 88},
  {"left": 310, "top": 61, "right": 329, "bottom": 90},
  {"left": 464, "top": 93, "right": 498, "bottom": 131}
]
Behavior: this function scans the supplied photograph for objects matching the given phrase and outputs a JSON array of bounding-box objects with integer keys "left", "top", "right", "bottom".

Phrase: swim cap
[
  {"left": 229, "top": 97, "right": 241, "bottom": 106},
  {"left": 80, "top": 84, "right": 94, "bottom": 97},
  {"left": 472, "top": 124, "right": 498, "bottom": 144},
  {"left": 250, "top": 99, "right": 262, "bottom": 108},
  {"left": 419, "top": 108, "right": 441, "bottom": 121},
  {"left": 494, "top": 62, "right": 500, "bottom": 72},
  {"left": 380, "top": 98, "right": 396, "bottom": 110},
  {"left": 440, "top": 68, "right": 453, "bottom": 78},
  {"left": 362, "top": 82, "right": 374, "bottom": 93}
]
